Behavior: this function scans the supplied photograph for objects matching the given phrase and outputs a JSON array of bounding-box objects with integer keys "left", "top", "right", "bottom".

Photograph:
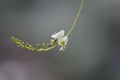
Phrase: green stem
[
  {"left": 66, "top": 0, "right": 85, "bottom": 36},
  {"left": 11, "top": 0, "right": 85, "bottom": 52}
]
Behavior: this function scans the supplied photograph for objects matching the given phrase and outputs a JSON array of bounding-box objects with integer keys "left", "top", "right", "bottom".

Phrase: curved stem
[
  {"left": 35, "top": 44, "right": 57, "bottom": 52},
  {"left": 66, "top": 0, "right": 85, "bottom": 36}
]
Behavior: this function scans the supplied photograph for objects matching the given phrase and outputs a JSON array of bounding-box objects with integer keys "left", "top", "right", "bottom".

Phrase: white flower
[
  {"left": 58, "top": 36, "right": 68, "bottom": 46},
  {"left": 51, "top": 30, "right": 65, "bottom": 39},
  {"left": 58, "top": 36, "right": 68, "bottom": 51},
  {"left": 51, "top": 30, "right": 68, "bottom": 51}
]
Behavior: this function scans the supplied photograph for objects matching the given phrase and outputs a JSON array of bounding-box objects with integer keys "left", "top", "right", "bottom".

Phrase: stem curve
[{"left": 66, "top": 0, "right": 85, "bottom": 36}]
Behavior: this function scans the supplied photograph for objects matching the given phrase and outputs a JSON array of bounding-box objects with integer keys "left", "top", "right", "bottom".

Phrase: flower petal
[
  {"left": 51, "top": 34, "right": 57, "bottom": 38},
  {"left": 59, "top": 46, "right": 63, "bottom": 51},
  {"left": 59, "top": 45, "right": 66, "bottom": 51},
  {"left": 63, "top": 36, "right": 68, "bottom": 43},
  {"left": 51, "top": 30, "right": 65, "bottom": 39},
  {"left": 57, "top": 30, "right": 65, "bottom": 37},
  {"left": 58, "top": 36, "right": 68, "bottom": 46}
]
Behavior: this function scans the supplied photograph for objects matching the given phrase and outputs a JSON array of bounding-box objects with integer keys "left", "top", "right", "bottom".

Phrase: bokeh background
[{"left": 0, "top": 0, "right": 120, "bottom": 80}]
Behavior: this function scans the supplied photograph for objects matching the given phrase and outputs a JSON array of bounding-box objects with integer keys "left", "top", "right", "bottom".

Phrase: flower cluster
[
  {"left": 11, "top": 0, "right": 84, "bottom": 52},
  {"left": 11, "top": 30, "right": 68, "bottom": 52},
  {"left": 51, "top": 30, "right": 68, "bottom": 51}
]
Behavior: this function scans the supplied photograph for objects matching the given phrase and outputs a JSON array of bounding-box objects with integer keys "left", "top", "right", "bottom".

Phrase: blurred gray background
[{"left": 0, "top": 0, "right": 120, "bottom": 80}]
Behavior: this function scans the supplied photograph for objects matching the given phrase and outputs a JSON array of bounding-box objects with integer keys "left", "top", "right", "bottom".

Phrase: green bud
[
  {"left": 47, "top": 43, "right": 50, "bottom": 47},
  {"left": 42, "top": 43, "right": 47, "bottom": 49},
  {"left": 36, "top": 43, "right": 40, "bottom": 49}
]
